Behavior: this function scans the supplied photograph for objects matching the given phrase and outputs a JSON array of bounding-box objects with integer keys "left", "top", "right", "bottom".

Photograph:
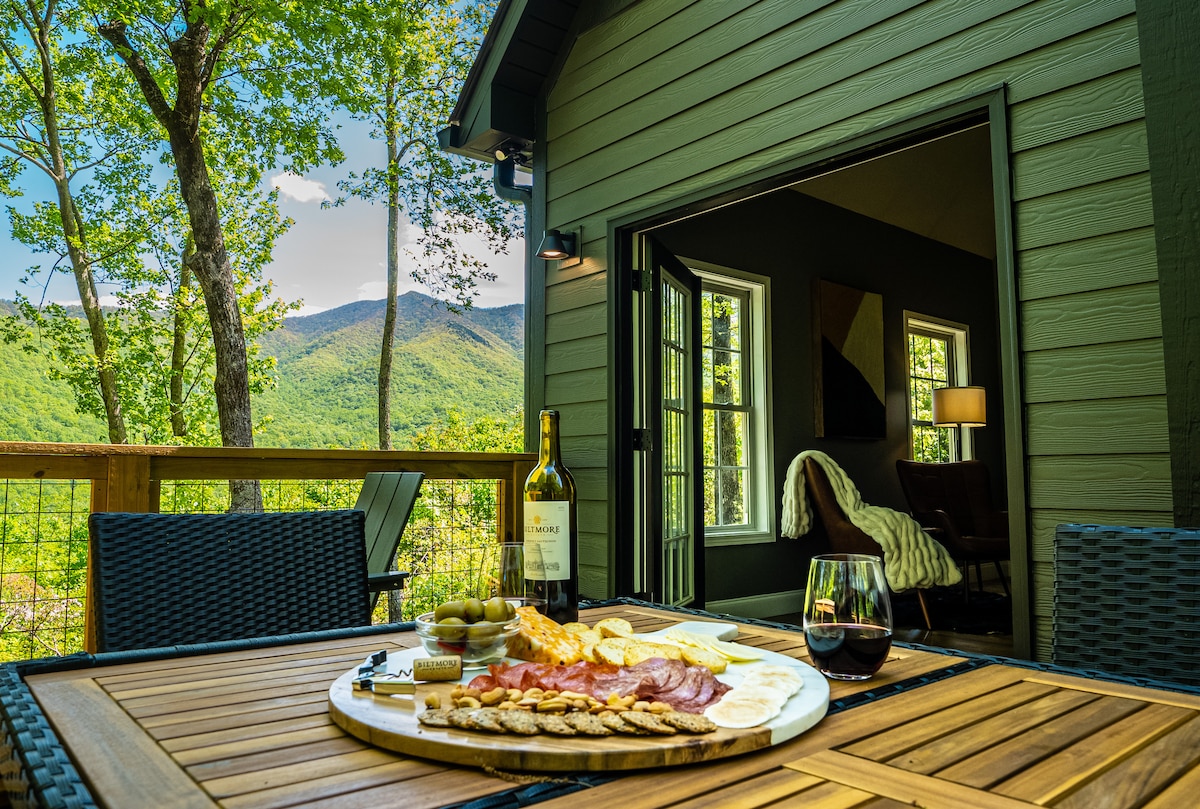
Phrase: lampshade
[
  {"left": 535, "top": 229, "right": 577, "bottom": 260},
  {"left": 932, "top": 386, "right": 986, "bottom": 427}
]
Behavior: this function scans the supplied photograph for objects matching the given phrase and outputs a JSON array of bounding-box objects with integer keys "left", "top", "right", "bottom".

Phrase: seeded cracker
[
  {"left": 417, "top": 709, "right": 453, "bottom": 728},
  {"left": 599, "top": 712, "right": 650, "bottom": 735},
  {"left": 535, "top": 713, "right": 577, "bottom": 736},
  {"left": 497, "top": 710, "right": 540, "bottom": 735},
  {"left": 563, "top": 712, "right": 614, "bottom": 736},
  {"left": 661, "top": 711, "right": 718, "bottom": 734},
  {"left": 619, "top": 711, "right": 677, "bottom": 735},
  {"left": 446, "top": 708, "right": 479, "bottom": 730},
  {"left": 470, "top": 708, "right": 505, "bottom": 733}
]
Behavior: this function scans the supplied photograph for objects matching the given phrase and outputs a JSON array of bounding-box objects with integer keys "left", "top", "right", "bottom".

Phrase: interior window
[
  {"left": 906, "top": 314, "right": 971, "bottom": 462},
  {"left": 693, "top": 264, "right": 774, "bottom": 545}
]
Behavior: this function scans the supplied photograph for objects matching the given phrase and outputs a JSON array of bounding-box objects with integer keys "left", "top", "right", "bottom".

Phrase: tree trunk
[
  {"left": 99, "top": 17, "right": 260, "bottom": 511},
  {"left": 170, "top": 238, "right": 195, "bottom": 438},
  {"left": 378, "top": 71, "right": 400, "bottom": 451},
  {"left": 29, "top": 7, "right": 127, "bottom": 444}
]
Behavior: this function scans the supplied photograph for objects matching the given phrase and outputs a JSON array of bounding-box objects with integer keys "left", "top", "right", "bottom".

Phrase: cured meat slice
[{"left": 468, "top": 658, "right": 730, "bottom": 712}]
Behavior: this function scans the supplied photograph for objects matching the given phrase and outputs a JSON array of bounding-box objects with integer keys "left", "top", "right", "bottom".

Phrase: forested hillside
[{"left": 0, "top": 294, "right": 523, "bottom": 448}]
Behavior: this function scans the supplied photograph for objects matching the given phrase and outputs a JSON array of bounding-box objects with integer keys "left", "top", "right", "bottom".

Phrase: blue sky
[{"left": 0, "top": 163, "right": 526, "bottom": 317}]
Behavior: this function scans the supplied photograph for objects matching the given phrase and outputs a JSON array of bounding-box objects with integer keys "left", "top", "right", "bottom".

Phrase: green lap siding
[{"left": 537, "top": 0, "right": 1168, "bottom": 659}]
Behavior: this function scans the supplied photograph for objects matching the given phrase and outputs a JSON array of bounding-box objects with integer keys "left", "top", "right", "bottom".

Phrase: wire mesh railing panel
[
  {"left": 0, "top": 480, "right": 89, "bottom": 662},
  {"left": 0, "top": 476, "right": 508, "bottom": 661}
]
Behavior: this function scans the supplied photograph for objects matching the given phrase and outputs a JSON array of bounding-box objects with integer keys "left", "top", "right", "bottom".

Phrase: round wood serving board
[{"left": 328, "top": 643, "right": 829, "bottom": 772}]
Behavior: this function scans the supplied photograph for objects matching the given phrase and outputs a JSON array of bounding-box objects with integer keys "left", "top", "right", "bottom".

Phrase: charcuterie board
[{"left": 328, "top": 625, "right": 829, "bottom": 772}]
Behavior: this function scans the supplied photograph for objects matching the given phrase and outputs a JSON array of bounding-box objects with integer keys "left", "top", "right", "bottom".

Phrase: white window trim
[
  {"left": 684, "top": 258, "right": 775, "bottom": 547},
  {"left": 904, "top": 312, "right": 974, "bottom": 461}
]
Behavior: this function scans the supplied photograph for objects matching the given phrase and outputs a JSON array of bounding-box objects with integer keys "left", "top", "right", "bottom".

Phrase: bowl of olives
[{"left": 414, "top": 596, "right": 523, "bottom": 668}]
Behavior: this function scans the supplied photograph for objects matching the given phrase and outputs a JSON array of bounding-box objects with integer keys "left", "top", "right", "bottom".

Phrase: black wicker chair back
[
  {"left": 1054, "top": 523, "right": 1200, "bottom": 688},
  {"left": 89, "top": 510, "right": 371, "bottom": 652}
]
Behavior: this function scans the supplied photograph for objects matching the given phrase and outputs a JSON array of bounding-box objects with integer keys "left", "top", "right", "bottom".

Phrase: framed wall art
[{"left": 813, "top": 279, "right": 886, "bottom": 439}]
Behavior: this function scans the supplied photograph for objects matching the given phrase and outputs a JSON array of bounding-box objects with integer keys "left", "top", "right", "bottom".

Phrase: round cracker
[{"left": 703, "top": 698, "right": 776, "bottom": 729}]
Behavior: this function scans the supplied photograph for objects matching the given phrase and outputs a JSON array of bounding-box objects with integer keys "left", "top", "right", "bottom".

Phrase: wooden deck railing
[
  {"left": 0, "top": 442, "right": 536, "bottom": 656},
  {"left": 0, "top": 442, "right": 535, "bottom": 537}
]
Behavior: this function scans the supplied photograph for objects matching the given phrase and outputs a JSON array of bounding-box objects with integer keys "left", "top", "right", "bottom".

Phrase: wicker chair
[
  {"left": 89, "top": 510, "right": 375, "bottom": 652},
  {"left": 1054, "top": 524, "right": 1200, "bottom": 688}
]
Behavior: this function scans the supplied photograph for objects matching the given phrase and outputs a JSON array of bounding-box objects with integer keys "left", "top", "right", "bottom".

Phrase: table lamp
[{"left": 932, "top": 385, "right": 985, "bottom": 460}]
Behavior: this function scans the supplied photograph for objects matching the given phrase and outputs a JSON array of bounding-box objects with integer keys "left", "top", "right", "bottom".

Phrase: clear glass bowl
[{"left": 413, "top": 610, "right": 521, "bottom": 668}]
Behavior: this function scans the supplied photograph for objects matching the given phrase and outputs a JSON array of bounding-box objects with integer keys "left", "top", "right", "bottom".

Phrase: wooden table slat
[
  {"left": 995, "top": 700, "right": 1195, "bottom": 804},
  {"left": 786, "top": 750, "right": 1037, "bottom": 809},
  {"left": 939, "top": 694, "right": 1153, "bottom": 788},
  {"left": 1045, "top": 712, "right": 1200, "bottom": 809}
]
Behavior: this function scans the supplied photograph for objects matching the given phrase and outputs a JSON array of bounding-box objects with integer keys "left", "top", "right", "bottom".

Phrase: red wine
[
  {"left": 523, "top": 410, "right": 578, "bottom": 624},
  {"left": 804, "top": 623, "right": 892, "bottom": 679}
]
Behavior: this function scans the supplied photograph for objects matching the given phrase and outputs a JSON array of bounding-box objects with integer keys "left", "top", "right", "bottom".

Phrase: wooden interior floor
[{"left": 768, "top": 569, "right": 1015, "bottom": 659}]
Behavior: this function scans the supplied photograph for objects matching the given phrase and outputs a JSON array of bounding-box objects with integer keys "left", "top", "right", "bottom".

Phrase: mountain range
[{"left": 0, "top": 292, "right": 524, "bottom": 447}]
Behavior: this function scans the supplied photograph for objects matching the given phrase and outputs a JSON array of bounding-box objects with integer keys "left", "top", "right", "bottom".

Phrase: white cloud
[
  {"left": 270, "top": 172, "right": 331, "bottom": 204},
  {"left": 356, "top": 280, "right": 389, "bottom": 300}
]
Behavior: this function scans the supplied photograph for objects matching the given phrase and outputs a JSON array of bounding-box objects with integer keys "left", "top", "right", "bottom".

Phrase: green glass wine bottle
[{"left": 522, "top": 409, "right": 578, "bottom": 624}]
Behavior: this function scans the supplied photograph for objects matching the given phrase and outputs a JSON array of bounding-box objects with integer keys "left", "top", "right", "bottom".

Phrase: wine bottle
[{"left": 523, "top": 409, "right": 578, "bottom": 624}]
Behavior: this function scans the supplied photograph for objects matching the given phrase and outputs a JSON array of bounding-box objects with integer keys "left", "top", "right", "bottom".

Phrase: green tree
[
  {"left": 0, "top": 0, "right": 148, "bottom": 443},
  {"left": 329, "top": 0, "right": 523, "bottom": 449},
  {"left": 1, "top": 1, "right": 296, "bottom": 447},
  {"left": 95, "top": 0, "right": 345, "bottom": 506}
]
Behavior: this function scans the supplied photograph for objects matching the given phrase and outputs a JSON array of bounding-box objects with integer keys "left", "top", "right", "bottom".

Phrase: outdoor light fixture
[
  {"left": 493, "top": 142, "right": 528, "bottom": 165},
  {"left": 536, "top": 229, "right": 577, "bottom": 260}
]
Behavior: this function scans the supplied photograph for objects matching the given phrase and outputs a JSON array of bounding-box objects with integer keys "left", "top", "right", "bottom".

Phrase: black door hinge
[
  {"left": 632, "top": 270, "right": 653, "bottom": 293},
  {"left": 632, "top": 429, "right": 654, "bottom": 451}
]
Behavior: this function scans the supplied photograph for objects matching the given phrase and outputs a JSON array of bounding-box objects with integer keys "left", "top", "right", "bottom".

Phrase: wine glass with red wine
[{"left": 803, "top": 554, "right": 893, "bottom": 680}]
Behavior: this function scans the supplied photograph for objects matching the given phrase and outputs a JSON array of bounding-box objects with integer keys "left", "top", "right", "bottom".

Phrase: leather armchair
[
  {"left": 803, "top": 457, "right": 932, "bottom": 628},
  {"left": 895, "top": 459, "right": 1011, "bottom": 601}
]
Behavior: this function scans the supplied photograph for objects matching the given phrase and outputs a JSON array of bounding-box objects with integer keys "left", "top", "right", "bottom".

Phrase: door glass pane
[{"left": 661, "top": 274, "right": 693, "bottom": 606}]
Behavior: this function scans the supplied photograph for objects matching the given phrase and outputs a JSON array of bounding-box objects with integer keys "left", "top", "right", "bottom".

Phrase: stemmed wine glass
[{"left": 803, "top": 554, "right": 893, "bottom": 680}]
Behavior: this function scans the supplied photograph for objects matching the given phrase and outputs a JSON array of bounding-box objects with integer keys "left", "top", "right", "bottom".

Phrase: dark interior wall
[{"left": 655, "top": 190, "right": 1002, "bottom": 604}]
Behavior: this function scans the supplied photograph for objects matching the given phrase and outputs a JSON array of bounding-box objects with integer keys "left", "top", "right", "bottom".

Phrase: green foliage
[
  {"left": 254, "top": 293, "right": 523, "bottom": 448},
  {"left": 329, "top": 0, "right": 522, "bottom": 313}
]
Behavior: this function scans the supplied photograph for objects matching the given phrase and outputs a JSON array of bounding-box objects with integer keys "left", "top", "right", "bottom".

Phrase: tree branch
[{"left": 97, "top": 19, "right": 176, "bottom": 128}]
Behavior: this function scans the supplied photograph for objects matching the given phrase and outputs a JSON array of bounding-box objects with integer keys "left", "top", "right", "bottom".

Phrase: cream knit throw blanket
[{"left": 781, "top": 449, "right": 962, "bottom": 591}]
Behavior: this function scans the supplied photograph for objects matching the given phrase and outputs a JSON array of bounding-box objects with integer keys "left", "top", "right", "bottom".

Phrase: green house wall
[{"left": 535, "top": 0, "right": 1167, "bottom": 661}]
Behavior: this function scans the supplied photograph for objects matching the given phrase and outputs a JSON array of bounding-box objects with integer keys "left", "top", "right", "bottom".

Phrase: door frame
[{"left": 607, "top": 87, "right": 1027, "bottom": 654}]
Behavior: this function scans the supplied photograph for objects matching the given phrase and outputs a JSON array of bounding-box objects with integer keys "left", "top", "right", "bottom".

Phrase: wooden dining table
[{"left": 3, "top": 599, "right": 1198, "bottom": 808}]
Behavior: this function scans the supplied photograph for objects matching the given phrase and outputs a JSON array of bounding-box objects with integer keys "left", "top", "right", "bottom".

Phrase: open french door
[{"left": 631, "top": 235, "right": 704, "bottom": 606}]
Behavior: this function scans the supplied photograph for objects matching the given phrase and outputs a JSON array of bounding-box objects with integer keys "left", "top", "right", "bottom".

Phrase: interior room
[{"left": 650, "top": 123, "right": 1010, "bottom": 637}]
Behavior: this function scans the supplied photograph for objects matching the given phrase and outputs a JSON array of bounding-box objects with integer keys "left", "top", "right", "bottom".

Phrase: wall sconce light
[
  {"left": 493, "top": 142, "right": 528, "bottom": 166},
  {"left": 536, "top": 229, "right": 578, "bottom": 261},
  {"left": 932, "top": 385, "right": 987, "bottom": 428}
]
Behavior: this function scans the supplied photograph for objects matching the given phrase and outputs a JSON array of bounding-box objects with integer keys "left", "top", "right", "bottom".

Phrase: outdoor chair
[
  {"left": 1054, "top": 524, "right": 1200, "bottom": 689},
  {"left": 89, "top": 510, "right": 374, "bottom": 652},
  {"left": 895, "top": 459, "right": 1011, "bottom": 602},
  {"left": 802, "top": 457, "right": 932, "bottom": 628},
  {"left": 354, "top": 471, "right": 424, "bottom": 608}
]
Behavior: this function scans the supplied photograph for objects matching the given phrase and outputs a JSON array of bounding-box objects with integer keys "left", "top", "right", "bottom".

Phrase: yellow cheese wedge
[{"left": 506, "top": 606, "right": 586, "bottom": 665}]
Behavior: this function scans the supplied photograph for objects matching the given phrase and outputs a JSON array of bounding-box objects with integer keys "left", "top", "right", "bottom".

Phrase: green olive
[
  {"left": 467, "top": 621, "right": 501, "bottom": 640},
  {"left": 463, "top": 598, "right": 485, "bottom": 623},
  {"left": 483, "top": 596, "right": 510, "bottom": 623},
  {"left": 434, "top": 600, "right": 466, "bottom": 622},
  {"left": 433, "top": 616, "right": 467, "bottom": 640}
]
